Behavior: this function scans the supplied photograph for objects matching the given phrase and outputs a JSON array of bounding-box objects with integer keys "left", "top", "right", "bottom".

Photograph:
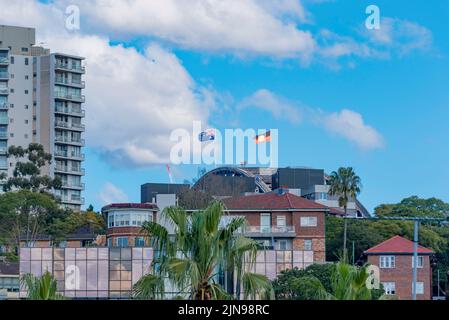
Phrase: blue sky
[{"left": 4, "top": 0, "right": 449, "bottom": 212}]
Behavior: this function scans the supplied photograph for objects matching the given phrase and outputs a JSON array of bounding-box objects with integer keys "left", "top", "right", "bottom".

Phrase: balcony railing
[
  {"left": 0, "top": 103, "right": 8, "bottom": 110},
  {"left": 55, "top": 165, "right": 85, "bottom": 175},
  {"left": 0, "top": 88, "right": 8, "bottom": 95},
  {"left": 0, "top": 132, "right": 8, "bottom": 139},
  {"left": 55, "top": 106, "right": 85, "bottom": 117},
  {"left": 61, "top": 182, "right": 85, "bottom": 190},
  {"left": 54, "top": 150, "right": 85, "bottom": 160},
  {"left": 55, "top": 61, "right": 85, "bottom": 73},
  {"left": 243, "top": 225, "right": 296, "bottom": 234},
  {"left": 0, "top": 147, "right": 7, "bottom": 154},
  {"left": 54, "top": 92, "right": 85, "bottom": 102},
  {"left": 59, "top": 195, "right": 85, "bottom": 205},
  {"left": 0, "top": 118, "right": 8, "bottom": 125},
  {"left": 55, "top": 77, "right": 85, "bottom": 88},
  {"left": 0, "top": 72, "right": 8, "bottom": 79},
  {"left": 0, "top": 57, "right": 9, "bottom": 64},
  {"left": 55, "top": 136, "right": 85, "bottom": 146}
]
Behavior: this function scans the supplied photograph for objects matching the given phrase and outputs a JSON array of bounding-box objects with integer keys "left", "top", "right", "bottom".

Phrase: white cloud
[
  {"left": 238, "top": 89, "right": 302, "bottom": 123},
  {"left": 319, "top": 109, "right": 384, "bottom": 150},
  {"left": 237, "top": 89, "right": 384, "bottom": 151},
  {"left": 363, "top": 17, "right": 433, "bottom": 56},
  {"left": 99, "top": 182, "right": 129, "bottom": 204},
  {"left": 71, "top": 0, "right": 316, "bottom": 59}
]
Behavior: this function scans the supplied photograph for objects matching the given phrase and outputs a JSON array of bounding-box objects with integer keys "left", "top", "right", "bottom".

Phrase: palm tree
[
  {"left": 328, "top": 167, "right": 361, "bottom": 261},
  {"left": 21, "top": 271, "right": 65, "bottom": 300},
  {"left": 133, "top": 201, "right": 274, "bottom": 300},
  {"left": 309, "top": 261, "right": 383, "bottom": 300}
]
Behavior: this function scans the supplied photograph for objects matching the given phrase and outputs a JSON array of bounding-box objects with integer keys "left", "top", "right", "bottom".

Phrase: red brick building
[
  {"left": 221, "top": 190, "right": 329, "bottom": 262},
  {"left": 365, "top": 235, "right": 434, "bottom": 300},
  {"left": 102, "top": 203, "right": 158, "bottom": 247}
]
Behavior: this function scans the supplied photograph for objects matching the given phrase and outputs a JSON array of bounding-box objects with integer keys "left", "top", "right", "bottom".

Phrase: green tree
[
  {"left": 1, "top": 143, "right": 61, "bottom": 193},
  {"left": 273, "top": 264, "right": 335, "bottom": 300},
  {"left": 21, "top": 271, "right": 65, "bottom": 300},
  {"left": 133, "top": 201, "right": 273, "bottom": 300},
  {"left": 0, "top": 190, "right": 66, "bottom": 248},
  {"left": 328, "top": 167, "right": 362, "bottom": 261}
]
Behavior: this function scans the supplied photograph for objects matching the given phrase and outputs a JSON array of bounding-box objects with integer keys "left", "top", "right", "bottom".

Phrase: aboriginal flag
[{"left": 255, "top": 130, "right": 271, "bottom": 144}]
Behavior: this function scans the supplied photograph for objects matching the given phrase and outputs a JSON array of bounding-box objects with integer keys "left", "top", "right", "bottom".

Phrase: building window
[
  {"left": 135, "top": 237, "right": 145, "bottom": 247},
  {"left": 380, "top": 255, "right": 396, "bottom": 268},
  {"left": 382, "top": 282, "right": 396, "bottom": 295},
  {"left": 25, "top": 105, "right": 29, "bottom": 109},
  {"left": 25, "top": 58, "right": 29, "bottom": 65},
  {"left": 10, "top": 88, "right": 13, "bottom": 93},
  {"left": 415, "top": 282, "right": 424, "bottom": 295},
  {"left": 317, "top": 192, "right": 328, "bottom": 200},
  {"left": 22, "top": 47, "right": 28, "bottom": 52},
  {"left": 260, "top": 213, "right": 271, "bottom": 232},
  {"left": 25, "top": 119, "right": 28, "bottom": 124},
  {"left": 300, "top": 217, "right": 317, "bottom": 227},
  {"left": 117, "top": 237, "right": 128, "bottom": 248},
  {"left": 25, "top": 75, "right": 29, "bottom": 80},
  {"left": 107, "top": 238, "right": 114, "bottom": 247},
  {"left": 278, "top": 240, "right": 287, "bottom": 251},
  {"left": 10, "top": 57, "right": 14, "bottom": 64},
  {"left": 24, "top": 90, "right": 28, "bottom": 94},
  {"left": 276, "top": 215, "right": 286, "bottom": 231},
  {"left": 304, "top": 239, "right": 313, "bottom": 251},
  {"left": 412, "top": 256, "right": 424, "bottom": 268}
]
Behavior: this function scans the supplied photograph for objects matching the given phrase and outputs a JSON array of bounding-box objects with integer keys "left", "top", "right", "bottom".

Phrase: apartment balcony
[
  {"left": 55, "top": 61, "right": 85, "bottom": 74},
  {"left": 0, "top": 147, "right": 7, "bottom": 154},
  {"left": 0, "top": 72, "right": 8, "bottom": 80},
  {"left": 54, "top": 121, "right": 85, "bottom": 132},
  {"left": 0, "top": 88, "right": 8, "bottom": 95},
  {"left": 0, "top": 162, "right": 7, "bottom": 170},
  {"left": 55, "top": 165, "right": 85, "bottom": 176},
  {"left": 55, "top": 77, "right": 85, "bottom": 89},
  {"left": 0, "top": 57, "right": 9, "bottom": 65},
  {"left": 54, "top": 91, "right": 85, "bottom": 103},
  {"left": 55, "top": 136, "right": 85, "bottom": 146},
  {"left": 0, "top": 132, "right": 8, "bottom": 139},
  {"left": 0, "top": 118, "right": 8, "bottom": 125},
  {"left": 243, "top": 225, "right": 296, "bottom": 238},
  {"left": 54, "top": 150, "right": 85, "bottom": 160},
  {"left": 0, "top": 103, "right": 8, "bottom": 110},
  {"left": 55, "top": 106, "right": 85, "bottom": 117},
  {"left": 58, "top": 195, "right": 85, "bottom": 205},
  {"left": 60, "top": 182, "right": 85, "bottom": 190}
]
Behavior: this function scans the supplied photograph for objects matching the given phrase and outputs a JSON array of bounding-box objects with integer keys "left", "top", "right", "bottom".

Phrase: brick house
[
  {"left": 102, "top": 203, "right": 158, "bottom": 247},
  {"left": 365, "top": 235, "right": 434, "bottom": 300},
  {"left": 221, "top": 189, "right": 329, "bottom": 262}
]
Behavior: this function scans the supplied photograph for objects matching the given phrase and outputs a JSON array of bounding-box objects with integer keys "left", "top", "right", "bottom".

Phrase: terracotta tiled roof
[
  {"left": 365, "top": 235, "right": 434, "bottom": 254},
  {"left": 222, "top": 192, "right": 329, "bottom": 211},
  {"left": 102, "top": 203, "right": 158, "bottom": 211}
]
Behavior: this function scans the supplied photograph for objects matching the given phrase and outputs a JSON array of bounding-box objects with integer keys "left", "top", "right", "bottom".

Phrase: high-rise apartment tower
[{"left": 0, "top": 25, "right": 85, "bottom": 210}]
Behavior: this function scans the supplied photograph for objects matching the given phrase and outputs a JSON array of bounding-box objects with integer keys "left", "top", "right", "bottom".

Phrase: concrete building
[
  {"left": 0, "top": 25, "right": 85, "bottom": 210},
  {"left": 192, "top": 166, "right": 370, "bottom": 218},
  {"left": 102, "top": 203, "right": 158, "bottom": 248},
  {"left": 365, "top": 235, "right": 434, "bottom": 300}
]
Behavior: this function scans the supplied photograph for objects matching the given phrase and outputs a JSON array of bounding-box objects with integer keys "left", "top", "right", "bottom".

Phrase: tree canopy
[{"left": 1, "top": 143, "right": 61, "bottom": 192}]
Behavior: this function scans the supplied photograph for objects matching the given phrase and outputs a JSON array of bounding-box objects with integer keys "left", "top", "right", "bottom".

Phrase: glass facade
[{"left": 20, "top": 247, "right": 313, "bottom": 299}]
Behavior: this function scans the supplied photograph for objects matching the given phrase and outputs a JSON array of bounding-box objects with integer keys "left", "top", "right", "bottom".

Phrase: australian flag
[{"left": 198, "top": 128, "right": 216, "bottom": 142}]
